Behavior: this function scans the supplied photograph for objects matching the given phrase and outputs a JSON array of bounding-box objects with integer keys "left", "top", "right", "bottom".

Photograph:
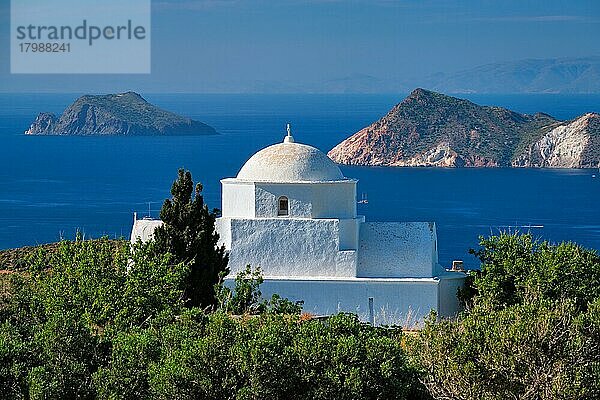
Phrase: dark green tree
[{"left": 153, "top": 169, "right": 229, "bottom": 309}]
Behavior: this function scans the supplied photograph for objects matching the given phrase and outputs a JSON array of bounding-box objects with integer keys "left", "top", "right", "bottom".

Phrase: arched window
[{"left": 278, "top": 196, "right": 289, "bottom": 216}]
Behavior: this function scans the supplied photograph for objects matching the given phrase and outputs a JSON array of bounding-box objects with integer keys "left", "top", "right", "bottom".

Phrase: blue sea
[{"left": 0, "top": 93, "right": 599, "bottom": 268}]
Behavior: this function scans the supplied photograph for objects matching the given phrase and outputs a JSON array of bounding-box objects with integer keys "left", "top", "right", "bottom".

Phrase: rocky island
[
  {"left": 328, "top": 88, "right": 600, "bottom": 168},
  {"left": 25, "top": 92, "right": 217, "bottom": 136}
]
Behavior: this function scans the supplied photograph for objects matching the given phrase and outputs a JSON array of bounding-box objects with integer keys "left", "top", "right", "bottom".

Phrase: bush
[
  {"left": 0, "top": 238, "right": 188, "bottom": 399},
  {"left": 149, "top": 312, "right": 425, "bottom": 400},
  {"left": 410, "top": 233, "right": 600, "bottom": 400},
  {"left": 0, "top": 239, "right": 423, "bottom": 399},
  {"left": 215, "top": 265, "right": 303, "bottom": 315},
  {"left": 466, "top": 233, "right": 600, "bottom": 311}
]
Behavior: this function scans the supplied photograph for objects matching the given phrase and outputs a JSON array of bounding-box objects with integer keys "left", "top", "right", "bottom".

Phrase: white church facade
[{"left": 132, "top": 127, "right": 465, "bottom": 324}]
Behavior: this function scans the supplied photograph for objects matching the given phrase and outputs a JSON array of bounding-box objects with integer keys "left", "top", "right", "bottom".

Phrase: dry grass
[{"left": 0, "top": 242, "right": 61, "bottom": 271}]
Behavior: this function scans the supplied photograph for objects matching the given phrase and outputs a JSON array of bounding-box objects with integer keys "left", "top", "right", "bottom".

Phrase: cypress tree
[{"left": 153, "top": 169, "right": 229, "bottom": 309}]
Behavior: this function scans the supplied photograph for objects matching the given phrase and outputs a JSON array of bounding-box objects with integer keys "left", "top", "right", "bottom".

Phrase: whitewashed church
[{"left": 132, "top": 126, "right": 465, "bottom": 324}]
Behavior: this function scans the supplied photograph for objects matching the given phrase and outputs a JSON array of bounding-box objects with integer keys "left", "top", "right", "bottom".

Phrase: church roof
[
  {"left": 236, "top": 128, "right": 345, "bottom": 183},
  {"left": 130, "top": 217, "right": 163, "bottom": 244}
]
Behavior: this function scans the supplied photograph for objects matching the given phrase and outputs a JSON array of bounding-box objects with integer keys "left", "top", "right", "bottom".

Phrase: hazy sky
[{"left": 1, "top": 0, "right": 599, "bottom": 92}]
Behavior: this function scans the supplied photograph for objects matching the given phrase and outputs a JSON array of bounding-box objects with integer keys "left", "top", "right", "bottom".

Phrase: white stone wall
[
  {"left": 310, "top": 182, "right": 356, "bottom": 219},
  {"left": 221, "top": 180, "right": 256, "bottom": 218},
  {"left": 357, "top": 222, "right": 439, "bottom": 278},
  {"left": 255, "top": 183, "right": 313, "bottom": 218},
  {"left": 438, "top": 274, "right": 465, "bottom": 318},
  {"left": 131, "top": 214, "right": 466, "bottom": 323},
  {"left": 338, "top": 218, "right": 362, "bottom": 250},
  {"left": 221, "top": 179, "right": 356, "bottom": 220},
  {"left": 255, "top": 277, "right": 443, "bottom": 323},
  {"left": 215, "top": 217, "right": 231, "bottom": 249},
  {"left": 253, "top": 181, "right": 356, "bottom": 219},
  {"left": 225, "top": 217, "right": 358, "bottom": 278}
]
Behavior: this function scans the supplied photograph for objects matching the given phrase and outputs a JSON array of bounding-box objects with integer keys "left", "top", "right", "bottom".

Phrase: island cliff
[
  {"left": 25, "top": 92, "right": 217, "bottom": 136},
  {"left": 328, "top": 89, "right": 599, "bottom": 168}
]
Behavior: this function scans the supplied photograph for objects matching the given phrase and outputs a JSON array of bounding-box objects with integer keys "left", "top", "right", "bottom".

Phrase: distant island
[
  {"left": 195, "top": 56, "right": 600, "bottom": 94},
  {"left": 328, "top": 88, "right": 600, "bottom": 168},
  {"left": 25, "top": 92, "right": 217, "bottom": 136},
  {"left": 424, "top": 57, "right": 600, "bottom": 94}
]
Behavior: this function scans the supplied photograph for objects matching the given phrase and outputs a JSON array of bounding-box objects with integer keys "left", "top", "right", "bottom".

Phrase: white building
[{"left": 132, "top": 127, "right": 465, "bottom": 324}]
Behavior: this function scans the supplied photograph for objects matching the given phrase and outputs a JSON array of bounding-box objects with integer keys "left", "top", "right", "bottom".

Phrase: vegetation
[
  {"left": 0, "top": 240, "right": 123, "bottom": 271},
  {"left": 152, "top": 169, "right": 229, "bottom": 309},
  {"left": 0, "top": 239, "right": 424, "bottom": 399},
  {"left": 215, "top": 265, "right": 304, "bottom": 315},
  {"left": 410, "top": 233, "right": 600, "bottom": 399},
  {"left": 4, "top": 230, "right": 598, "bottom": 400}
]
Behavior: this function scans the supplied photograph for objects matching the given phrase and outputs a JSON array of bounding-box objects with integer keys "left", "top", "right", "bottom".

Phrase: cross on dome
[{"left": 284, "top": 123, "right": 295, "bottom": 143}]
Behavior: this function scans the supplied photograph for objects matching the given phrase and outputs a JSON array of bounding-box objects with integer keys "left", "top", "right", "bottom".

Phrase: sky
[{"left": 1, "top": 0, "right": 599, "bottom": 93}]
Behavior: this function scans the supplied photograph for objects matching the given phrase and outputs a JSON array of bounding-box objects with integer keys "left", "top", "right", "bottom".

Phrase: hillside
[
  {"left": 25, "top": 92, "right": 217, "bottom": 136},
  {"left": 514, "top": 113, "right": 600, "bottom": 167},
  {"left": 425, "top": 57, "right": 600, "bottom": 94},
  {"left": 328, "top": 89, "right": 599, "bottom": 168}
]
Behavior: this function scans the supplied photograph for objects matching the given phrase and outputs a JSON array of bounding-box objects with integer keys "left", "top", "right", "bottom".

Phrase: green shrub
[
  {"left": 215, "top": 265, "right": 303, "bottom": 315},
  {"left": 148, "top": 312, "right": 424, "bottom": 400},
  {"left": 410, "top": 233, "right": 600, "bottom": 400},
  {"left": 0, "top": 239, "right": 422, "bottom": 399},
  {"left": 467, "top": 233, "right": 600, "bottom": 311}
]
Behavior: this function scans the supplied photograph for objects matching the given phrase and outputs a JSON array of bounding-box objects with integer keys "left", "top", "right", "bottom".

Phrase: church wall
[
  {"left": 310, "top": 182, "right": 356, "bottom": 219},
  {"left": 338, "top": 218, "right": 360, "bottom": 250},
  {"left": 253, "top": 181, "right": 356, "bottom": 219},
  {"left": 255, "top": 184, "right": 313, "bottom": 218},
  {"left": 130, "top": 218, "right": 164, "bottom": 244},
  {"left": 357, "top": 222, "right": 438, "bottom": 278},
  {"left": 438, "top": 275, "right": 465, "bottom": 318},
  {"left": 222, "top": 181, "right": 256, "bottom": 218},
  {"left": 252, "top": 277, "right": 442, "bottom": 324},
  {"left": 227, "top": 218, "right": 357, "bottom": 278},
  {"left": 215, "top": 217, "right": 231, "bottom": 249},
  {"left": 336, "top": 250, "right": 358, "bottom": 274}
]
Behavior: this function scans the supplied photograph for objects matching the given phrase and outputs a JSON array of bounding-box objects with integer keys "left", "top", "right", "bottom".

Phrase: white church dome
[{"left": 236, "top": 128, "right": 345, "bottom": 182}]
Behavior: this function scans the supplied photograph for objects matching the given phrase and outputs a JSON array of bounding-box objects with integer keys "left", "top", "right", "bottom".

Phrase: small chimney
[{"left": 451, "top": 260, "right": 464, "bottom": 272}]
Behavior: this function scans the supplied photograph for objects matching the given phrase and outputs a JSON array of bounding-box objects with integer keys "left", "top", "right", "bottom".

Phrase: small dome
[{"left": 237, "top": 140, "right": 345, "bottom": 183}]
